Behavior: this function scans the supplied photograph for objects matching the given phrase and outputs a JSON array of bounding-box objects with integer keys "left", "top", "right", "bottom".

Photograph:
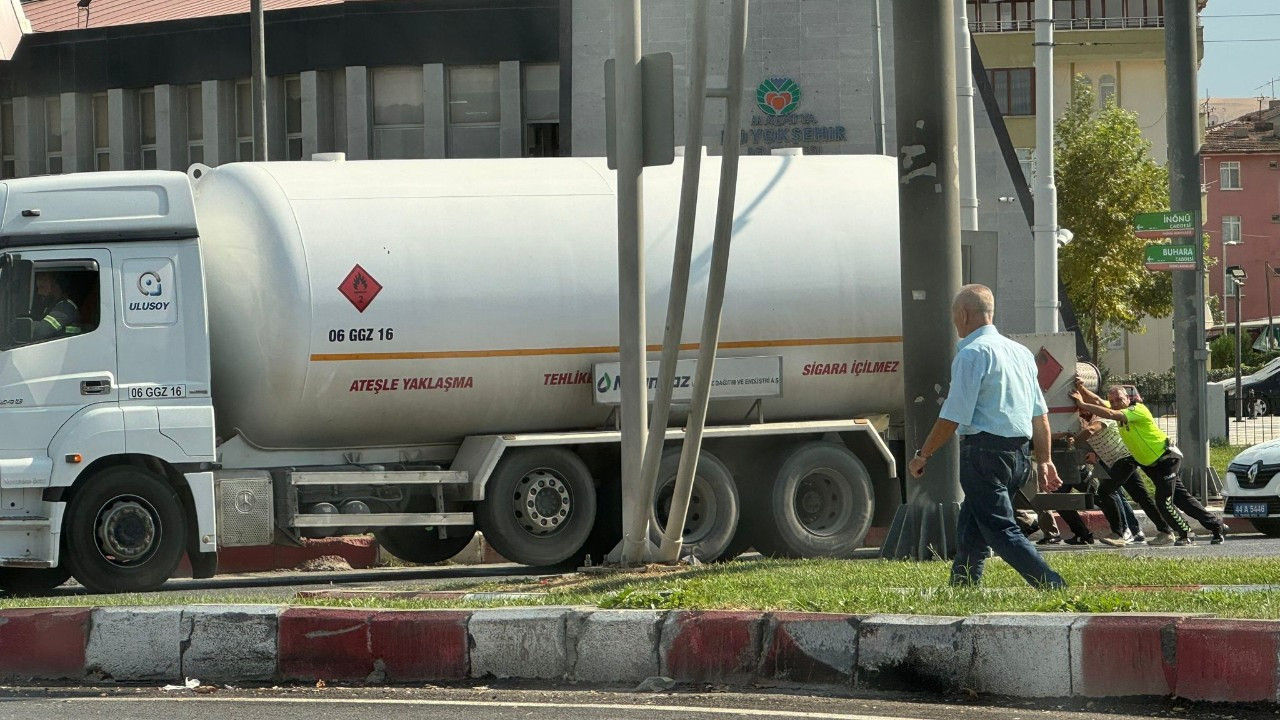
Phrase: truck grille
[{"left": 216, "top": 474, "right": 274, "bottom": 547}]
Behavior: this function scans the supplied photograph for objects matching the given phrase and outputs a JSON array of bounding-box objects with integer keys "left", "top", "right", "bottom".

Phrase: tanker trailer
[{"left": 0, "top": 153, "right": 903, "bottom": 595}]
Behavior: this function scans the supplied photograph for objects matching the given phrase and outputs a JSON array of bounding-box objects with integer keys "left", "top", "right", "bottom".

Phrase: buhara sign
[
  {"left": 1143, "top": 243, "right": 1196, "bottom": 271},
  {"left": 742, "top": 77, "right": 847, "bottom": 155}
]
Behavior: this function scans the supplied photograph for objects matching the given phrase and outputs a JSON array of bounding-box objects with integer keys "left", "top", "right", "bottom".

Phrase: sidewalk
[{"left": 5, "top": 604, "right": 1279, "bottom": 703}]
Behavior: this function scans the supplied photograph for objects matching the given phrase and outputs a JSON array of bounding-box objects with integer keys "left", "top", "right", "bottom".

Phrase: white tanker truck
[{"left": 0, "top": 154, "right": 909, "bottom": 595}]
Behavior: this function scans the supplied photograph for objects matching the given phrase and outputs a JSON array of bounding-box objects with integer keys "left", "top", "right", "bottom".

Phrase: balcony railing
[{"left": 970, "top": 15, "right": 1164, "bottom": 32}]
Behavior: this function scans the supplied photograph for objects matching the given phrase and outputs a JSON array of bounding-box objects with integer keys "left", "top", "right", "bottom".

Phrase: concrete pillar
[
  {"left": 301, "top": 70, "right": 333, "bottom": 158},
  {"left": 61, "top": 92, "right": 92, "bottom": 174},
  {"left": 267, "top": 75, "right": 285, "bottom": 161},
  {"left": 13, "top": 96, "right": 41, "bottom": 177},
  {"left": 424, "top": 64, "right": 446, "bottom": 159},
  {"left": 499, "top": 60, "right": 522, "bottom": 158},
  {"left": 155, "top": 85, "right": 186, "bottom": 171},
  {"left": 108, "top": 88, "right": 140, "bottom": 171},
  {"left": 345, "top": 66, "right": 369, "bottom": 160},
  {"left": 202, "top": 80, "right": 235, "bottom": 166}
]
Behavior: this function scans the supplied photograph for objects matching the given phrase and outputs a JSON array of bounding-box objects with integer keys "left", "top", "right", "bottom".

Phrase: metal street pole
[
  {"left": 879, "top": 0, "right": 963, "bottom": 561},
  {"left": 1236, "top": 283, "right": 1244, "bottom": 422},
  {"left": 955, "top": 0, "right": 978, "bottom": 233},
  {"left": 657, "top": 0, "right": 748, "bottom": 563},
  {"left": 1166, "top": 0, "right": 1212, "bottom": 496},
  {"left": 1267, "top": 261, "right": 1274, "bottom": 350},
  {"left": 250, "top": 0, "right": 267, "bottom": 161},
  {"left": 642, "top": 1, "right": 709, "bottom": 561},
  {"left": 1032, "top": 0, "right": 1059, "bottom": 332},
  {"left": 871, "top": 0, "right": 887, "bottom": 155},
  {"left": 614, "top": 0, "right": 651, "bottom": 566}
]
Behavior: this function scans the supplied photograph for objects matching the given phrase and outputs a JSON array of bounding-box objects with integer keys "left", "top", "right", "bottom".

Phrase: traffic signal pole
[
  {"left": 879, "top": 0, "right": 964, "bottom": 560},
  {"left": 1165, "top": 0, "right": 1215, "bottom": 499}
]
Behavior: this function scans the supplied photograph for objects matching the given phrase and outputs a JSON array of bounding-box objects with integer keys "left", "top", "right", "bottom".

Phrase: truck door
[{"left": 0, "top": 249, "right": 118, "bottom": 489}]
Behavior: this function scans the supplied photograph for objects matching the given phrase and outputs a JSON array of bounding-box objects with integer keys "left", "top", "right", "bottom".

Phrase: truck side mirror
[
  {"left": 8, "top": 317, "right": 30, "bottom": 344},
  {"left": 5, "top": 256, "right": 33, "bottom": 319}
]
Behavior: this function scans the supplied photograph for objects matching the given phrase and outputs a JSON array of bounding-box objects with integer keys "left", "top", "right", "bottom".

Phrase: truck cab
[{"left": 0, "top": 172, "right": 218, "bottom": 594}]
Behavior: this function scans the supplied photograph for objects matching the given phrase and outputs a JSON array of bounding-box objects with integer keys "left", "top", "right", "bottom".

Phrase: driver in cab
[{"left": 30, "top": 271, "right": 81, "bottom": 340}]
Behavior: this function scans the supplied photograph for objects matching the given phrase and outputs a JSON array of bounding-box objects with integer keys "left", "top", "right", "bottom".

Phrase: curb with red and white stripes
[{"left": 3, "top": 606, "right": 1279, "bottom": 703}]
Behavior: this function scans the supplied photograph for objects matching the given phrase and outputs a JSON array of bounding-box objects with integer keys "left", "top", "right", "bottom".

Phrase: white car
[{"left": 1223, "top": 439, "right": 1280, "bottom": 536}]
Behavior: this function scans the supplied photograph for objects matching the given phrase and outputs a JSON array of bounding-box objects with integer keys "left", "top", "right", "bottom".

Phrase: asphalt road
[{"left": 0, "top": 686, "right": 1267, "bottom": 720}]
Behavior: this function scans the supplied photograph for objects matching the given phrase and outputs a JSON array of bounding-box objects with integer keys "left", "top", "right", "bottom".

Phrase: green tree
[{"left": 1055, "top": 75, "right": 1171, "bottom": 365}]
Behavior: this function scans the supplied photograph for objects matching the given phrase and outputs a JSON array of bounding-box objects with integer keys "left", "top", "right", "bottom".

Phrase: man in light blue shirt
[{"left": 906, "top": 285, "right": 1065, "bottom": 589}]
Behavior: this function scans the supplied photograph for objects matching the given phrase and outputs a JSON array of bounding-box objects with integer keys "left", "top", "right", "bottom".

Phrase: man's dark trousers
[
  {"left": 1097, "top": 457, "right": 1172, "bottom": 535},
  {"left": 951, "top": 432, "right": 1067, "bottom": 589}
]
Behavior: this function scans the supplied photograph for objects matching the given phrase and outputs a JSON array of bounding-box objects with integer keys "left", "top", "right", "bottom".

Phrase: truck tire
[
  {"left": 376, "top": 527, "right": 477, "bottom": 565},
  {"left": 649, "top": 449, "right": 739, "bottom": 562},
  {"left": 63, "top": 466, "right": 187, "bottom": 594},
  {"left": 0, "top": 566, "right": 71, "bottom": 596},
  {"left": 1252, "top": 517, "right": 1280, "bottom": 537},
  {"left": 757, "top": 442, "right": 874, "bottom": 558},
  {"left": 477, "top": 447, "right": 597, "bottom": 567}
]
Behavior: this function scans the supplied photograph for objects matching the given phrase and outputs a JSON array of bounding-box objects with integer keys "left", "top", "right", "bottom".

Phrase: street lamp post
[
  {"left": 1228, "top": 265, "right": 1247, "bottom": 422},
  {"left": 1266, "top": 261, "right": 1278, "bottom": 351}
]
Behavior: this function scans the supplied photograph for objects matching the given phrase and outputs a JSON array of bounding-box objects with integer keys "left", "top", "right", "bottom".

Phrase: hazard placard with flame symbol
[{"left": 338, "top": 264, "right": 383, "bottom": 313}]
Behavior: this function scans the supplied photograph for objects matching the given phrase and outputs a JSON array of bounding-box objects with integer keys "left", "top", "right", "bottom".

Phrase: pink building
[{"left": 1204, "top": 103, "right": 1280, "bottom": 333}]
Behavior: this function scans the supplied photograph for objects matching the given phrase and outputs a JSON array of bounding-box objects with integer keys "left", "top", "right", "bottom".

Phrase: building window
[
  {"left": 186, "top": 84, "right": 203, "bottom": 166},
  {"left": 988, "top": 68, "right": 1035, "bottom": 116},
  {"left": 1, "top": 101, "right": 14, "bottom": 178},
  {"left": 371, "top": 66, "right": 425, "bottom": 160},
  {"left": 139, "top": 89, "right": 157, "bottom": 169},
  {"left": 1015, "top": 147, "right": 1036, "bottom": 184},
  {"left": 1221, "top": 160, "right": 1242, "bottom": 190},
  {"left": 1223, "top": 215, "right": 1241, "bottom": 296},
  {"left": 285, "top": 75, "right": 303, "bottom": 161},
  {"left": 448, "top": 65, "right": 500, "bottom": 158},
  {"left": 1099, "top": 74, "right": 1116, "bottom": 107},
  {"left": 92, "top": 94, "right": 109, "bottom": 171},
  {"left": 45, "top": 96, "right": 62, "bottom": 174},
  {"left": 523, "top": 63, "right": 559, "bottom": 157},
  {"left": 236, "top": 80, "right": 254, "bottom": 161}
]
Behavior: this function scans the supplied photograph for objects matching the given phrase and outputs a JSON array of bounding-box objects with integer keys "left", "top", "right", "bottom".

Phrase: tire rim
[
  {"left": 513, "top": 468, "right": 572, "bottom": 537},
  {"left": 94, "top": 495, "right": 162, "bottom": 567},
  {"left": 653, "top": 479, "right": 716, "bottom": 543},
  {"left": 793, "top": 467, "right": 855, "bottom": 537}
]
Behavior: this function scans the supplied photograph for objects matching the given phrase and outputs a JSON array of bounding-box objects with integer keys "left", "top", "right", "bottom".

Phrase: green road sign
[
  {"left": 1144, "top": 243, "right": 1196, "bottom": 271},
  {"left": 1134, "top": 211, "right": 1195, "bottom": 238}
]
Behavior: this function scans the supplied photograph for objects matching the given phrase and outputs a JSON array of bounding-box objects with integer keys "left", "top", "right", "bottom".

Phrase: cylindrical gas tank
[{"left": 192, "top": 156, "right": 903, "bottom": 450}]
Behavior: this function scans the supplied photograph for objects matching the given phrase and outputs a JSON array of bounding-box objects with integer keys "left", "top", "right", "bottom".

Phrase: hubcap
[
  {"left": 793, "top": 468, "right": 854, "bottom": 537},
  {"left": 653, "top": 480, "right": 714, "bottom": 542},
  {"left": 95, "top": 496, "right": 161, "bottom": 566},
  {"left": 514, "top": 469, "right": 572, "bottom": 537}
]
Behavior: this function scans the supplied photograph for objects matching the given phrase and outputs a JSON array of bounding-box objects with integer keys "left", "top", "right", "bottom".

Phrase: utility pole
[
  {"left": 871, "top": 0, "right": 887, "bottom": 155},
  {"left": 879, "top": 0, "right": 963, "bottom": 561},
  {"left": 1033, "top": 0, "right": 1058, "bottom": 332},
  {"left": 955, "top": 0, "right": 978, "bottom": 233},
  {"left": 1166, "top": 0, "right": 1213, "bottom": 497},
  {"left": 251, "top": 0, "right": 267, "bottom": 161},
  {"left": 613, "top": 0, "right": 651, "bottom": 566}
]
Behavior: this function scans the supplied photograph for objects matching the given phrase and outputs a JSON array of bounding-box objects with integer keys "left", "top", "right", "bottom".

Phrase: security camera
[{"left": 1056, "top": 228, "right": 1074, "bottom": 247}]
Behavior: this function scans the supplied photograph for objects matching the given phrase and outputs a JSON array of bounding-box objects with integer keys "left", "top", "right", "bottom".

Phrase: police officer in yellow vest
[
  {"left": 1072, "top": 385, "right": 1226, "bottom": 546},
  {"left": 31, "top": 272, "right": 81, "bottom": 341}
]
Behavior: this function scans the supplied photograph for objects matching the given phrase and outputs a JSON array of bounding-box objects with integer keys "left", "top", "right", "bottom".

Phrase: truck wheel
[
  {"left": 758, "top": 442, "right": 873, "bottom": 558},
  {"left": 376, "top": 527, "right": 476, "bottom": 565},
  {"left": 477, "top": 448, "right": 596, "bottom": 567},
  {"left": 1252, "top": 517, "right": 1280, "bottom": 537},
  {"left": 63, "top": 466, "right": 187, "bottom": 594},
  {"left": 0, "top": 566, "right": 72, "bottom": 596},
  {"left": 649, "top": 449, "right": 739, "bottom": 562}
]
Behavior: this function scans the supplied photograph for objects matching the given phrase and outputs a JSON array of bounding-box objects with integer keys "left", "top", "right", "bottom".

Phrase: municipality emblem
[{"left": 756, "top": 77, "right": 801, "bottom": 116}]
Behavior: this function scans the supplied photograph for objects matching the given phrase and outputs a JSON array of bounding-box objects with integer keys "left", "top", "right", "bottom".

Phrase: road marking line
[{"left": 60, "top": 696, "right": 929, "bottom": 720}]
